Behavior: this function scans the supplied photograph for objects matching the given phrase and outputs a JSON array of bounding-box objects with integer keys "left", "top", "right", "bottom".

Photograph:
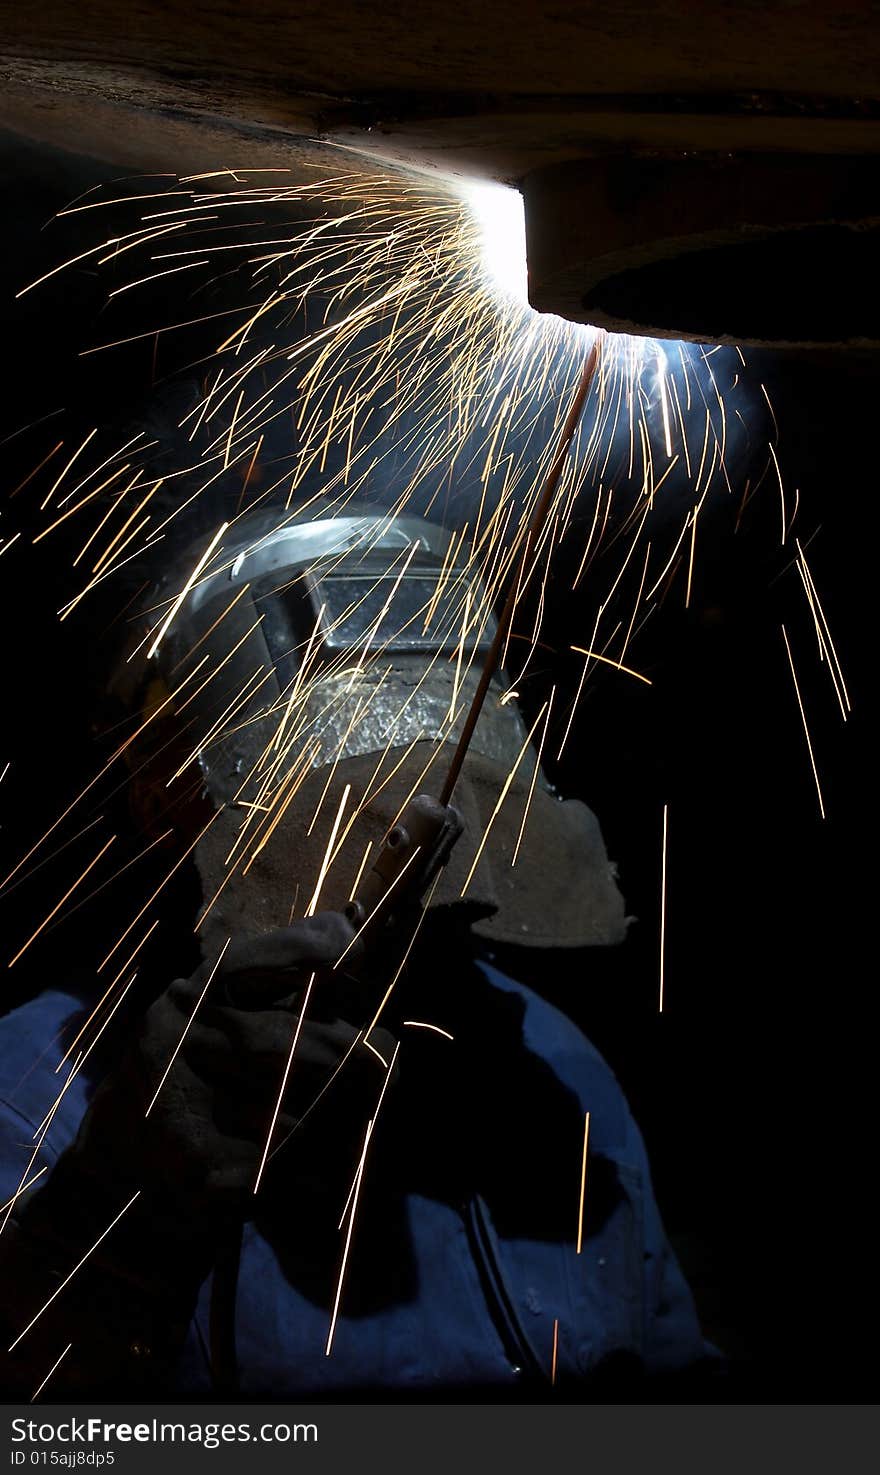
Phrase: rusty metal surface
[
  {"left": 2, "top": 3, "right": 878, "bottom": 342},
  {"left": 2, "top": 3, "right": 879, "bottom": 177}
]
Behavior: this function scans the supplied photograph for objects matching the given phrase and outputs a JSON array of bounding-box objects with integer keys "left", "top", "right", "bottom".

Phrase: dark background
[{"left": 0, "top": 129, "right": 875, "bottom": 1400}]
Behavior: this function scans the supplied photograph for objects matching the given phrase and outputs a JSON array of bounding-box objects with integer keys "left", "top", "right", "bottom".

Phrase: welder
[{"left": 0, "top": 498, "right": 715, "bottom": 1398}]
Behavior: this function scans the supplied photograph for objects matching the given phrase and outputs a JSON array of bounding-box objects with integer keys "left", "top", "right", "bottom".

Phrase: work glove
[
  {"left": 13, "top": 911, "right": 397, "bottom": 1268},
  {"left": 72, "top": 912, "right": 397, "bottom": 1232},
  {"left": 2, "top": 913, "right": 396, "bottom": 1392}
]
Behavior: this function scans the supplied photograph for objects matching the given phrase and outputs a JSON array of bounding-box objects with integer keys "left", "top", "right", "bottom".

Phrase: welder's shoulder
[
  {"left": 0, "top": 991, "right": 91, "bottom": 1182},
  {"left": 476, "top": 960, "right": 637, "bottom": 1156}
]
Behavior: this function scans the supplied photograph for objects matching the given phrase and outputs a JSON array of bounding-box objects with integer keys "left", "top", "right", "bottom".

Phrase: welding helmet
[{"left": 112, "top": 502, "right": 626, "bottom": 960}]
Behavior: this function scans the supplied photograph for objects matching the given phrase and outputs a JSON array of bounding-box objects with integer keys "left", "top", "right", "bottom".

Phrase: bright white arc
[{"left": 464, "top": 182, "right": 529, "bottom": 305}]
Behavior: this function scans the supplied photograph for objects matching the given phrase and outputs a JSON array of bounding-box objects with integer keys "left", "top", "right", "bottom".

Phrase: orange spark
[{"left": 576, "top": 1111, "right": 591, "bottom": 1255}]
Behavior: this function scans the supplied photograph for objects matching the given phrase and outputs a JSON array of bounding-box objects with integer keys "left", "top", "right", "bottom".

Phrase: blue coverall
[{"left": 0, "top": 963, "right": 713, "bottom": 1395}]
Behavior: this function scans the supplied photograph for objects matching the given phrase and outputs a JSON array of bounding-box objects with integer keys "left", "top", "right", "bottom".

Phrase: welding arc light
[{"left": 464, "top": 182, "right": 529, "bottom": 305}]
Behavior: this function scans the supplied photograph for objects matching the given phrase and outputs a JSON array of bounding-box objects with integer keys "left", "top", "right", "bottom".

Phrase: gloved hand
[
  {"left": 3, "top": 913, "right": 398, "bottom": 1393},
  {"left": 44, "top": 913, "right": 398, "bottom": 1239}
]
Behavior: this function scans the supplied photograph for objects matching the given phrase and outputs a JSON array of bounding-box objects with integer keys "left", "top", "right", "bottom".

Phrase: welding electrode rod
[{"left": 439, "top": 332, "right": 603, "bottom": 808}]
